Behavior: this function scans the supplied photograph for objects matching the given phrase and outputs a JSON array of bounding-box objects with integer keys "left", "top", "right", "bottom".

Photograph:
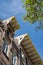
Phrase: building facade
[{"left": 0, "top": 16, "right": 43, "bottom": 65}]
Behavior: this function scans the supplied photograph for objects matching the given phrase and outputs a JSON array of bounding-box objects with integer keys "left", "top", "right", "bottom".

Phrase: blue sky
[{"left": 0, "top": 0, "right": 43, "bottom": 60}]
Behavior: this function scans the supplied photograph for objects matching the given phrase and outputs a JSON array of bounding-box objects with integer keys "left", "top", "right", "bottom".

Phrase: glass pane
[
  {"left": 13, "top": 57, "right": 16, "bottom": 65},
  {"left": 3, "top": 40, "right": 8, "bottom": 56},
  {"left": 12, "top": 55, "right": 17, "bottom": 65}
]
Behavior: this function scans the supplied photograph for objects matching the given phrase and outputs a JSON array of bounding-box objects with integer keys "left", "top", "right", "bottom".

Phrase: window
[
  {"left": 20, "top": 48, "right": 26, "bottom": 65},
  {"left": 12, "top": 54, "right": 17, "bottom": 65},
  {"left": 5, "top": 30, "right": 9, "bottom": 36},
  {"left": 20, "top": 49, "right": 25, "bottom": 62},
  {"left": 3, "top": 40, "right": 9, "bottom": 57},
  {"left": 25, "top": 57, "right": 28, "bottom": 65}
]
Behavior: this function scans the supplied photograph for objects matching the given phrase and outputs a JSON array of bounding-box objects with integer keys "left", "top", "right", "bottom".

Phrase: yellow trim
[{"left": 11, "top": 16, "right": 15, "bottom": 20}]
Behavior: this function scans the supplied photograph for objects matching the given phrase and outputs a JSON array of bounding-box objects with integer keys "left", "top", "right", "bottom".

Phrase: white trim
[{"left": 14, "top": 33, "right": 28, "bottom": 45}]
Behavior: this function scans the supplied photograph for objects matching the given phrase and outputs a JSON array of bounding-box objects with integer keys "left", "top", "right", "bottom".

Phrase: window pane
[
  {"left": 3, "top": 40, "right": 8, "bottom": 56},
  {"left": 4, "top": 44, "right": 8, "bottom": 54},
  {"left": 12, "top": 55, "right": 17, "bottom": 65}
]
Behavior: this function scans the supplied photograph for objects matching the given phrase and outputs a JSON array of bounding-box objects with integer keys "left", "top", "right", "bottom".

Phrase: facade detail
[{"left": 0, "top": 16, "right": 43, "bottom": 65}]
